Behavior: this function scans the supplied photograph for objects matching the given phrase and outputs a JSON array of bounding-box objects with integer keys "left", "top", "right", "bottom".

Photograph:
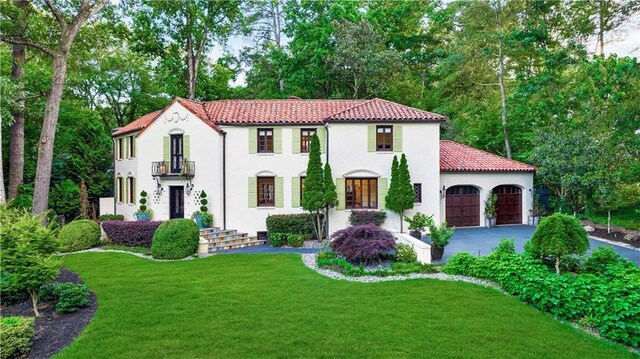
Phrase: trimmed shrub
[
  {"left": 268, "top": 232, "right": 286, "bottom": 247},
  {"left": 0, "top": 316, "right": 35, "bottom": 359},
  {"left": 581, "top": 246, "right": 625, "bottom": 275},
  {"left": 348, "top": 210, "right": 386, "bottom": 226},
  {"left": 39, "top": 282, "right": 90, "bottom": 314},
  {"left": 151, "top": 219, "right": 199, "bottom": 259},
  {"left": 527, "top": 213, "right": 589, "bottom": 274},
  {"left": 395, "top": 243, "right": 417, "bottom": 263},
  {"left": 330, "top": 224, "right": 396, "bottom": 264},
  {"left": 316, "top": 252, "right": 437, "bottom": 277},
  {"left": 390, "top": 262, "right": 437, "bottom": 274},
  {"left": 101, "top": 221, "right": 163, "bottom": 248},
  {"left": 58, "top": 220, "right": 101, "bottom": 252},
  {"left": 266, "top": 214, "right": 320, "bottom": 238},
  {"left": 492, "top": 238, "right": 516, "bottom": 256},
  {"left": 98, "top": 214, "right": 124, "bottom": 222},
  {"left": 287, "top": 234, "right": 305, "bottom": 248},
  {"left": 444, "top": 249, "right": 640, "bottom": 347}
]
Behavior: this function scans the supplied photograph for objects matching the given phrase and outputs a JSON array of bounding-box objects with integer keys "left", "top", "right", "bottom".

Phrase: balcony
[{"left": 152, "top": 161, "right": 195, "bottom": 178}]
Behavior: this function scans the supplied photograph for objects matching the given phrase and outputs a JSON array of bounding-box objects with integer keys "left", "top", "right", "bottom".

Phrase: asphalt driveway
[{"left": 432, "top": 225, "right": 640, "bottom": 264}]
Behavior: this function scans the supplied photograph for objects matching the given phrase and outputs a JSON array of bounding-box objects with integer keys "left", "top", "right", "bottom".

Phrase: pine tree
[
  {"left": 323, "top": 163, "right": 338, "bottom": 238},
  {"left": 385, "top": 155, "right": 399, "bottom": 212},
  {"left": 387, "top": 154, "right": 414, "bottom": 232},
  {"left": 302, "top": 134, "right": 325, "bottom": 239}
]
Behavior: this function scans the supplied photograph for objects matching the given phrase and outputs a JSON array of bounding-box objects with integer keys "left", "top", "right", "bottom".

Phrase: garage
[
  {"left": 445, "top": 186, "right": 480, "bottom": 227},
  {"left": 494, "top": 185, "right": 522, "bottom": 225}
]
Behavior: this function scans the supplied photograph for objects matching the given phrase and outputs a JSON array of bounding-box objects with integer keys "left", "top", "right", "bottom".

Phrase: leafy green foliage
[
  {"left": 39, "top": 282, "right": 90, "bottom": 314},
  {"left": 323, "top": 163, "right": 338, "bottom": 209},
  {"left": 386, "top": 154, "right": 414, "bottom": 231},
  {"left": 0, "top": 206, "right": 60, "bottom": 316},
  {"left": 444, "top": 249, "right": 640, "bottom": 347},
  {"left": 484, "top": 193, "right": 497, "bottom": 219},
  {"left": 286, "top": 234, "right": 305, "bottom": 248},
  {"left": 348, "top": 210, "right": 387, "bottom": 226},
  {"left": 395, "top": 243, "right": 417, "bottom": 263},
  {"left": 139, "top": 190, "right": 148, "bottom": 213},
  {"left": 150, "top": 219, "right": 199, "bottom": 259},
  {"left": 48, "top": 179, "right": 81, "bottom": 220},
  {"left": 527, "top": 213, "right": 589, "bottom": 273},
  {"left": 492, "top": 238, "right": 516, "bottom": 255},
  {"left": 58, "top": 220, "right": 101, "bottom": 252},
  {"left": 199, "top": 190, "right": 209, "bottom": 212},
  {"left": 98, "top": 214, "right": 124, "bottom": 221},
  {"left": 0, "top": 316, "right": 35, "bottom": 359},
  {"left": 302, "top": 134, "right": 326, "bottom": 239},
  {"left": 266, "top": 213, "right": 318, "bottom": 238},
  {"left": 403, "top": 212, "right": 432, "bottom": 232},
  {"left": 267, "top": 232, "right": 286, "bottom": 247},
  {"left": 426, "top": 220, "right": 455, "bottom": 248},
  {"left": 317, "top": 252, "right": 436, "bottom": 277}
]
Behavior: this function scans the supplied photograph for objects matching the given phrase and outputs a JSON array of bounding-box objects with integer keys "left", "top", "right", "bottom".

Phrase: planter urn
[
  {"left": 431, "top": 246, "right": 445, "bottom": 261},
  {"left": 135, "top": 212, "right": 150, "bottom": 221},
  {"left": 193, "top": 214, "right": 204, "bottom": 229},
  {"left": 409, "top": 230, "right": 422, "bottom": 240},
  {"left": 528, "top": 215, "right": 540, "bottom": 227},
  {"left": 485, "top": 217, "right": 496, "bottom": 228}
]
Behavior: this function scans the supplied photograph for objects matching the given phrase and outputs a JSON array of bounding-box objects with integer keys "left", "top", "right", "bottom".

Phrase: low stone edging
[{"left": 59, "top": 248, "right": 216, "bottom": 261}]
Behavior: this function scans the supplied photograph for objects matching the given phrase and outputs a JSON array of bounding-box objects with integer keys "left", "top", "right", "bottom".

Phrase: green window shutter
[
  {"left": 378, "top": 178, "right": 388, "bottom": 210},
  {"left": 131, "top": 136, "right": 135, "bottom": 157},
  {"left": 124, "top": 138, "right": 129, "bottom": 158},
  {"left": 291, "top": 177, "right": 300, "bottom": 207},
  {"left": 132, "top": 177, "right": 136, "bottom": 204},
  {"left": 336, "top": 178, "right": 345, "bottom": 210},
  {"left": 393, "top": 125, "right": 403, "bottom": 152},
  {"left": 124, "top": 177, "right": 129, "bottom": 204},
  {"left": 114, "top": 140, "right": 119, "bottom": 159},
  {"left": 292, "top": 128, "right": 300, "bottom": 154},
  {"left": 248, "top": 177, "right": 257, "bottom": 208},
  {"left": 317, "top": 126, "right": 326, "bottom": 154},
  {"left": 163, "top": 136, "right": 170, "bottom": 162},
  {"left": 274, "top": 128, "right": 282, "bottom": 154},
  {"left": 275, "top": 176, "right": 284, "bottom": 207},
  {"left": 248, "top": 128, "right": 257, "bottom": 154},
  {"left": 367, "top": 125, "right": 376, "bottom": 152},
  {"left": 183, "top": 135, "right": 190, "bottom": 161}
]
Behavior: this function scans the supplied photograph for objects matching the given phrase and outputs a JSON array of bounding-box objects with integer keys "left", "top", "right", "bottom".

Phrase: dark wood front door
[
  {"left": 169, "top": 186, "right": 184, "bottom": 219},
  {"left": 494, "top": 185, "right": 522, "bottom": 225},
  {"left": 445, "top": 186, "right": 480, "bottom": 227}
]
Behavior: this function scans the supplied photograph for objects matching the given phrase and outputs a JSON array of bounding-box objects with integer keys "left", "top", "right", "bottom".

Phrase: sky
[{"left": 213, "top": 15, "right": 640, "bottom": 87}]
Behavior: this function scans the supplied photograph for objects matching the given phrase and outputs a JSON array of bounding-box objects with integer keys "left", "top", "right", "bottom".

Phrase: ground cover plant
[
  {"left": 317, "top": 251, "right": 437, "bottom": 277},
  {"left": 0, "top": 316, "right": 35, "bottom": 359},
  {"left": 444, "top": 242, "right": 640, "bottom": 347},
  {"left": 39, "top": 282, "right": 91, "bottom": 314},
  {"left": 54, "top": 253, "right": 635, "bottom": 358},
  {"left": 58, "top": 220, "right": 101, "bottom": 252}
]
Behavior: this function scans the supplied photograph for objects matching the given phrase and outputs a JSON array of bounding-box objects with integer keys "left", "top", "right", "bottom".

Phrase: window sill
[
  {"left": 375, "top": 151, "right": 394, "bottom": 154},
  {"left": 257, "top": 206, "right": 276, "bottom": 209},
  {"left": 257, "top": 153, "right": 275, "bottom": 156},
  {"left": 347, "top": 208, "right": 380, "bottom": 211}
]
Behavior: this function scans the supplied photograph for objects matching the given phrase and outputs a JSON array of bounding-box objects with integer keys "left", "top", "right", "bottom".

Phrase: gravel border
[
  {"left": 59, "top": 248, "right": 217, "bottom": 261},
  {"left": 301, "top": 253, "right": 501, "bottom": 290}
]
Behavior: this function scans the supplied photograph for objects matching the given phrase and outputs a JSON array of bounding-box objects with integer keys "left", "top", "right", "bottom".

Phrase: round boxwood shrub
[
  {"left": 58, "top": 220, "right": 101, "bottom": 252},
  {"left": 151, "top": 219, "right": 199, "bottom": 259}
]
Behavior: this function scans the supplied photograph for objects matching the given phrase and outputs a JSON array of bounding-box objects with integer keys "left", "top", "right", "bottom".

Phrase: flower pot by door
[
  {"left": 528, "top": 215, "right": 540, "bottom": 227},
  {"left": 409, "top": 230, "right": 422, "bottom": 240},
  {"left": 485, "top": 218, "right": 496, "bottom": 228},
  {"left": 431, "top": 247, "right": 445, "bottom": 261},
  {"left": 135, "top": 212, "right": 150, "bottom": 221},
  {"left": 194, "top": 214, "right": 204, "bottom": 228}
]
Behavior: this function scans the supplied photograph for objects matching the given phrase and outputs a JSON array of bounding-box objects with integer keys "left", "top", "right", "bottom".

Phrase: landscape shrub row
[
  {"left": 444, "top": 246, "right": 640, "bottom": 347},
  {"left": 101, "top": 220, "right": 163, "bottom": 247},
  {"left": 267, "top": 233, "right": 305, "bottom": 248},
  {"left": 98, "top": 214, "right": 124, "bottom": 222},
  {"left": 58, "top": 220, "right": 101, "bottom": 252},
  {"left": 40, "top": 282, "right": 90, "bottom": 314},
  {"left": 0, "top": 316, "right": 35, "bottom": 359},
  {"left": 317, "top": 251, "right": 437, "bottom": 277},
  {"left": 266, "top": 214, "right": 319, "bottom": 238},
  {"left": 348, "top": 210, "right": 386, "bottom": 226}
]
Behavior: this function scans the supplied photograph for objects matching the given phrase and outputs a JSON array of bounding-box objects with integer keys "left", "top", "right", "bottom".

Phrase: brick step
[
  {"left": 212, "top": 235, "right": 256, "bottom": 245},
  {"left": 199, "top": 227, "right": 222, "bottom": 235},
  {"left": 207, "top": 233, "right": 248, "bottom": 242},
  {"left": 201, "top": 229, "right": 238, "bottom": 239},
  {"left": 209, "top": 239, "right": 267, "bottom": 252}
]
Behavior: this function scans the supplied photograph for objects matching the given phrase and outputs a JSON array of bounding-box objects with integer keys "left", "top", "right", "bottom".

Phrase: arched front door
[
  {"left": 445, "top": 186, "right": 480, "bottom": 227},
  {"left": 493, "top": 185, "right": 522, "bottom": 225}
]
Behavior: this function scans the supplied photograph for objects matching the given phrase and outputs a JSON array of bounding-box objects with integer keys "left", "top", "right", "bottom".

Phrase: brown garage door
[
  {"left": 446, "top": 186, "right": 480, "bottom": 227},
  {"left": 494, "top": 185, "right": 522, "bottom": 225}
]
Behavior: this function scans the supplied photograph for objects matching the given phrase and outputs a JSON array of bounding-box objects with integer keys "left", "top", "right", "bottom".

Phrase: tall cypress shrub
[
  {"left": 386, "top": 154, "right": 414, "bottom": 232},
  {"left": 323, "top": 162, "right": 338, "bottom": 237},
  {"left": 302, "top": 134, "right": 325, "bottom": 240}
]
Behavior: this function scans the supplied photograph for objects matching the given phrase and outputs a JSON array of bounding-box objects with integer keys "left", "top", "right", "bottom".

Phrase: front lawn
[{"left": 57, "top": 253, "right": 633, "bottom": 358}]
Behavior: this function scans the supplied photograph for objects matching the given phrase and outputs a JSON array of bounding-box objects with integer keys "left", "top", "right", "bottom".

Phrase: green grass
[
  {"left": 101, "top": 245, "right": 152, "bottom": 256},
  {"left": 583, "top": 207, "right": 640, "bottom": 230},
  {"left": 57, "top": 253, "right": 635, "bottom": 359}
]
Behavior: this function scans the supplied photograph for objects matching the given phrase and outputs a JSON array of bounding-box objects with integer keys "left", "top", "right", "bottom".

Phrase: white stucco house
[{"left": 110, "top": 97, "right": 535, "bottom": 236}]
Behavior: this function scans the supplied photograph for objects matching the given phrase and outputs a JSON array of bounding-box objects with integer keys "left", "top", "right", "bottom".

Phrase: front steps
[{"left": 198, "top": 227, "right": 266, "bottom": 254}]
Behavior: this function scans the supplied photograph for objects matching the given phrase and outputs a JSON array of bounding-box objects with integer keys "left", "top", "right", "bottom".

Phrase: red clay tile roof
[
  {"left": 112, "top": 98, "right": 445, "bottom": 137},
  {"left": 440, "top": 140, "right": 536, "bottom": 172}
]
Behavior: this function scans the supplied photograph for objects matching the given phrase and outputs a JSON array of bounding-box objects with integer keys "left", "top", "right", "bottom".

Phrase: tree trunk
[
  {"left": 8, "top": 0, "right": 28, "bottom": 200},
  {"left": 495, "top": 0, "right": 512, "bottom": 159},
  {"left": 32, "top": 54, "right": 68, "bottom": 215},
  {"left": 607, "top": 210, "right": 611, "bottom": 234},
  {"left": 80, "top": 179, "right": 89, "bottom": 218},
  {"left": 186, "top": 36, "right": 196, "bottom": 100},
  {"left": 29, "top": 289, "right": 40, "bottom": 317},
  {"left": 400, "top": 210, "right": 404, "bottom": 233},
  {"left": 0, "top": 113, "right": 5, "bottom": 205},
  {"left": 597, "top": 5, "right": 605, "bottom": 56},
  {"left": 555, "top": 257, "right": 560, "bottom": 275}
]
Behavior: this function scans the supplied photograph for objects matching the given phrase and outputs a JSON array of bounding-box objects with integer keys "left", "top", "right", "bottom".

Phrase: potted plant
[
  {"left": 135, "top": 190, "right": 152, "bottom": 220},
  {"left": 403, "top": 212, "right": 433, "bottom": 240},
  {"left": 427, "top": 220, "right": 455, "bottom": 261},
  {"left": 528, "top": 194, "right": 544, "bottom": 226},
  {"left": 484, "top": 193, "right": 497, "bottom": 228},
  {"left": 181, "top": 158, "right": 191, "bottom": 176},
  {"left": 192, "top": 191, "right": 213, "bottom": 229},
  {"left": 159, "top": 161, "right": 168, "bottom": 175}
]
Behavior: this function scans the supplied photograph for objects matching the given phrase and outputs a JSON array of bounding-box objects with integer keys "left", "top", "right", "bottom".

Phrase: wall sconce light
[
  {"left": 440, "top": 185, "right": 446, "bottom": 199},
  {"left": 154, "top": 177, "right": 163, "bottom": 196},
  {"left": 185, "top": 183, "right": 194, "bottom": 196}
]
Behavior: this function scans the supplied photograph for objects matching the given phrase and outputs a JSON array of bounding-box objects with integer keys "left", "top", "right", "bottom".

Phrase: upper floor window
[
  {"left": 258, "top": 128, "right": 274, "bottom": 153},
  {"left": 117, "top": 138, "right": 124, "bottom": 159},
  {"left": 376, "top": 126, "right": 393, "bottom": 151},
  {"left": 128, "top": 177, "right": 135, "bottom": 204},
  {"left": 300, "top": 129, "right": 316, "bottom": 153},
  {"left": 414, "top": 183, "right": 422, "bottom": 203},
  {"left": 258, "top": 177, "right": 275, "bottom": 207},
  {"left": 129, "top": 136, "right": 135, "bottom": 158},
  {"left": 345, "top": 178, "right": 378, "bottom": 209},
  {"left": 117, "top": 177, "right": 124, "bottom": 203},
  {"left": 170, "top": 134, "right": 183, "bottom": 173}
]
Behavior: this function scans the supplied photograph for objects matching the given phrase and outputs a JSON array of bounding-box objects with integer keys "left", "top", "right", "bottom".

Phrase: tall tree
[
  {"left": 386, "top": 154, "right": 415, "bottom": 232},
  {"left": 302, "top": 134, "right": 326, "bottom": 240},
  {"left": 130, "top": 0, "right": 241, "bottom": 100},
  {"left": 322, "top": 162, "right": 338, "bottom": 237},
  {"left": 1, "top": 0, "right": 109, "bottom": 215}
]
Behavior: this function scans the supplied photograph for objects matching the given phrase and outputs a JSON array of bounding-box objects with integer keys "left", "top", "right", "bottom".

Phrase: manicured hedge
[
  {"left": 267, "top": 233, "right": 305, "bottom": 248},
  {"left": 101, "top": 221, "right": 163, "bottom": 248},
  {"left": 266, "top": 214, "right": 320, "bottom": 238},
  {"left": 348, "top": 210, "right": 387, "bottom": 226},
  {"left": 444, "top": 248, "right": 640, "bottom": 347},
  {"left": 58, "top": 220, "right": 101, "bottom": 252},
  {"left": 151, "top": 219, "right": 199, "bottom": 259},
  {"left": 98, "top": 214, "right": 124, "bottom": 222},
  {"left": 0, "top": 316, "right": 35, "bottom": 359}
]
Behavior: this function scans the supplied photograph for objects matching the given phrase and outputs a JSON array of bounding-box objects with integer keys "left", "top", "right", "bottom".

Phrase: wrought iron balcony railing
[{"left": 152, "top": 161, "right": 195, "bottom": 178}]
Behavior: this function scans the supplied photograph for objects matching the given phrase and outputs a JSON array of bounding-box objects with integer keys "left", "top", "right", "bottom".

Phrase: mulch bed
[
  {"left": 0, "top": 268, "right": 97, "bottom": 359},
  {"left": 591, "top": 227, "right": 640, "bottom": 249}
]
